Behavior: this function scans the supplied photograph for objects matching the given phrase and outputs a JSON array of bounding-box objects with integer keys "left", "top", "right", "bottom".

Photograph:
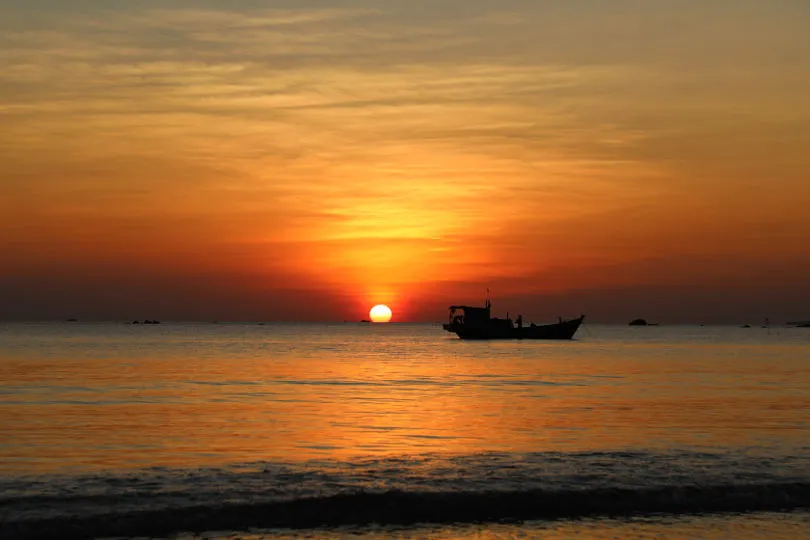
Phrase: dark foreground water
[{"left": 1, "top": 322, "right": 809, "bottom": 538}]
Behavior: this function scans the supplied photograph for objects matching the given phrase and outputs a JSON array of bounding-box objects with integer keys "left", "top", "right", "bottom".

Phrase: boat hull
[{"left": 443, "top": 315, "right": 584, "bottom": 340}]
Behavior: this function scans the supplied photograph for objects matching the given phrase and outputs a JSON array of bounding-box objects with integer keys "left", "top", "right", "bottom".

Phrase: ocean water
[{"left": 1, "top": 322, "right": 809, "bottom": 539}]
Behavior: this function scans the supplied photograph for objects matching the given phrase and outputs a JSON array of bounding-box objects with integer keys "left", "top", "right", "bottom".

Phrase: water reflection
[{"left": 1, "top": 323, "right": 809, "bottom": 472}]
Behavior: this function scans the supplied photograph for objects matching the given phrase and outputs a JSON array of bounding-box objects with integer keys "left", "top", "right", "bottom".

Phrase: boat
[{"left": 442, "top": 298, "right": 584, "bottom": 340}]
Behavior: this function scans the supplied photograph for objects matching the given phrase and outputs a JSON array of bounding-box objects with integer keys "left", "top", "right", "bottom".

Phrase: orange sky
[{"left": 1, "top": 1, "right": 809, "bottom": 322}]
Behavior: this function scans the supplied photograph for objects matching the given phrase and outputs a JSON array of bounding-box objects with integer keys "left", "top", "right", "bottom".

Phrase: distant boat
[
  {"left": 360, "top": 319, "right": 372, "bottom": 323},
  {"left": 629, "top": 319, "right": 648, "bottom": 326},
  {"left": 442, "top": 298, "right": 583, "bottom": 340}
]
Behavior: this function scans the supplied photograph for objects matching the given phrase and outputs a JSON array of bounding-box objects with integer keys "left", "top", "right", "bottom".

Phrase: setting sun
[{"left": 369, "top": 304, "right": 393, "bottom": 323}]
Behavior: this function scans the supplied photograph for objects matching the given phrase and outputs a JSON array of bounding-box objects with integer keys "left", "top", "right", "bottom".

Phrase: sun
[{"left": 369, "top": 304, "right": 393, "bottom": 323}]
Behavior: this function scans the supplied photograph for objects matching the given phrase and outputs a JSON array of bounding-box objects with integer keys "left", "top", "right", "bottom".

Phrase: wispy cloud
[{"left": 1, "top": 1, "right": 809, "bottom": 319}]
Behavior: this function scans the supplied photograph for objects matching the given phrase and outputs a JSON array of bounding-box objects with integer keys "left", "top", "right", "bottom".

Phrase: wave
[
  {"left": 3, "top": 450, "right": 810, "bottom": 539},
  {"left": 3, "top": 483, "right": 810, "bottom": 540}
]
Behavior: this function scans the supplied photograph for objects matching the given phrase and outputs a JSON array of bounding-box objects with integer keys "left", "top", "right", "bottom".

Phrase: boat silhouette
[{"left": 442, "top": 297, "right": 584, "bottom": 340}]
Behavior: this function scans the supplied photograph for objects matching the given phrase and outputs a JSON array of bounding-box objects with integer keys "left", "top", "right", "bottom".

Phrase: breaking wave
[{"left": 2, "top": 449, "right": 810, "bottom": 539}]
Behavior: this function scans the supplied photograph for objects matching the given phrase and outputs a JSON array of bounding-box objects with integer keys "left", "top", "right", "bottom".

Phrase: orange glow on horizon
[{"left": 1, "top": 3, "right": 809, "bottom": 323}]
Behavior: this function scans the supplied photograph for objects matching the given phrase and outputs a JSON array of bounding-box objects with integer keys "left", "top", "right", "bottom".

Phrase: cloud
[{"left": 1, "top": 1, "right": 809, "bottom": 320}]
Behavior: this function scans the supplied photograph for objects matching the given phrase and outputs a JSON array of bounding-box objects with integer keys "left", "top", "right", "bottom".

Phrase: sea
[{"left": 1, "top": 322, "right": 809, "bottom": 539}]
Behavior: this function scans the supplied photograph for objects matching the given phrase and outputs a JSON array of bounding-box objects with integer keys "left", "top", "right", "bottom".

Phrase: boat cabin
[{"left": 448, "top": 300, "right": 491, "bottom": 327}]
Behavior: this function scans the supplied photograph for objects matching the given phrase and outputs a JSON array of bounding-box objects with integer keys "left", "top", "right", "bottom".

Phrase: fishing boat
[{"left": 442, "top": 297, "right": 584, "bottom": 340}]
